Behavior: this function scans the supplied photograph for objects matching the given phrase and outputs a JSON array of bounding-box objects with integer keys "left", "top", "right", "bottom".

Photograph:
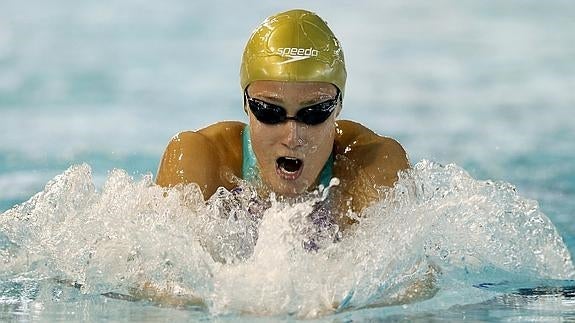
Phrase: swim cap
[{"left": 240, "top": 9, "right": 347, "bottom": 96}]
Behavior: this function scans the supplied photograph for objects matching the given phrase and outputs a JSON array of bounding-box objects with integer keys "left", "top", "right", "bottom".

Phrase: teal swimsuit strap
[
  {"left": 242, "top": 126, "right": 333, "bottom": 188},
  {"left": 242, "top": 125, "right": 259, "bottom": 182}
]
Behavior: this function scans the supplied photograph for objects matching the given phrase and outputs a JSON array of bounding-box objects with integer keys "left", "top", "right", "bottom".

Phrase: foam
[{"left": 0, "top": 161, "right": 572, "bottom": 317}]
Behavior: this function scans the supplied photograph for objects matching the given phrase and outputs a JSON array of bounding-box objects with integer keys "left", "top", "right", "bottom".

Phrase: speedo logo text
[{"left": 276, "top": 47, "right": 319, "bottom": 64}]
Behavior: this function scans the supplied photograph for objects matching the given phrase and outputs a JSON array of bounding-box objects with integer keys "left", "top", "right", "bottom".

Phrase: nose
[{"left": 282, "top": 120, "right": 304, "bottom": 149}]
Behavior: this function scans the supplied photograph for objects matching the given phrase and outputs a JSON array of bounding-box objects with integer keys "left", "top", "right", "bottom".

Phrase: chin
[
  {"left": 271, "top": 180, "right": 309, "bottom": 198},
  {"left": 274, "top": 186, "right": 302, "bottom": 198}
]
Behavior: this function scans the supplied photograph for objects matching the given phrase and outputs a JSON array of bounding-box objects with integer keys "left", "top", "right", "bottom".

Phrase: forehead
[{"left": 247, "top": 81, "right": 337, "bottom": 98}]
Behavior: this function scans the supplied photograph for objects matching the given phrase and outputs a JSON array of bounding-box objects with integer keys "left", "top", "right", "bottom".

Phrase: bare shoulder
[
  {"left": 167, "top": 121, "right": 245, "bottom": 158},
  {"left": 330, "top": 120, "right": 410, "bottom": 225},
  {"left": 196, "top": 121, "right": 246, "bottom": 142},
  {"left": 335, "top": 120, "right": 409, "bottom": 169},
  {"left": 172, "top": 121, "right": 244, "bottom": 145},
  {"left": 335, "top": 120, "right": 410, "bottom": 186},
  {"left": 156, "top": 121, "right": 246, "bottom": 197}
]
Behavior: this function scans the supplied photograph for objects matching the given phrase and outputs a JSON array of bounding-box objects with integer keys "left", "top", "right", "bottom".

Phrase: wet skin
[
  {"left": 246, "top": 81, "right": 338, "bottom": 197},
  {"left": 156, "top": 81, "right": 410, "bottom": 229}
]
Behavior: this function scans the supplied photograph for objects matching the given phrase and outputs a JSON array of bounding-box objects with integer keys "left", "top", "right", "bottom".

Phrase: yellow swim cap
[{"left": 240, "top": 9, "right": 347, "bottom": 96}]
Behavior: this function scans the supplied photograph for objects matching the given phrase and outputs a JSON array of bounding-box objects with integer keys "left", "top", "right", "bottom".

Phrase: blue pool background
[{"left": 0, "top": 0, "right": 574, "bottom": 319}]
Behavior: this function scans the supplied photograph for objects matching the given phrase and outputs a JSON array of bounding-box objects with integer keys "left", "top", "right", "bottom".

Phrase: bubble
[{"left": 0, "top": 160, "right": 572, "bottom": 317}]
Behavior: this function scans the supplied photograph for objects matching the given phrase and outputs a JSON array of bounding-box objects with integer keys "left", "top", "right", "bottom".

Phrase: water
[
  {"left": 1, "top": 0, "right": 574, "bottom": 320},
  {"left": 1, "top": 162, "right": 573, "bottom": 319}
]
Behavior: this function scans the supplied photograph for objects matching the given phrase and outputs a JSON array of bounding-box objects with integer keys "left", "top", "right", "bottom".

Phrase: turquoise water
[{"left": 1, "top": 0, "right": 574, "bottom": 320}]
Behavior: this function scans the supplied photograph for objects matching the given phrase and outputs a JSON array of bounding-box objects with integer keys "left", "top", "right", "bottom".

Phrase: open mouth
[{"left": 276, "top": 157, "right": 303, "bottom": 180}]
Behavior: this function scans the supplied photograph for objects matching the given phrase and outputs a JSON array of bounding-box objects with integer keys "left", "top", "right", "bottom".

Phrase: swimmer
[{"left": 156, "top": 9, "right": 410, "bottom": 230}]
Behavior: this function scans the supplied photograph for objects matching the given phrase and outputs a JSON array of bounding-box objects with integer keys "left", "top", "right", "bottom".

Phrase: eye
[
  {"left": 248, "top": 98, "right": 287, "bottom": 124},
  {"left": 296, "top": 99, "right": 337, "bottom": 125}
]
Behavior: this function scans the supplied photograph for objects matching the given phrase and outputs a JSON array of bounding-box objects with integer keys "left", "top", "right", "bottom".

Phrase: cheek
[
  {"left": 252, "top": 127, "right": 277, "bottom": 145},
  {"left": 249, "top": 118, "right": 280, "bottom": 160},
  {"left": 320, "top": 122, "right": 336, "bottom": 140},
  {"left": 306, "top": 122, "right": 336, "bottom": 151},
  {"left": 249, "top": 115, "right": 268, "bottom": 142}
]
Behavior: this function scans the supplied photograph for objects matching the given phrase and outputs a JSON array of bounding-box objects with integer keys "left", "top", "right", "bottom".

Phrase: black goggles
[{"left": 245, "top": 89, "right": 340, "bottom": 125}]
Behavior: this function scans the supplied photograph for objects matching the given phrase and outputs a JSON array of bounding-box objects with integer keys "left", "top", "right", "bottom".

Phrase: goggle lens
[{"left": 245, "top": 90, "right": 340, "bottom": 125}]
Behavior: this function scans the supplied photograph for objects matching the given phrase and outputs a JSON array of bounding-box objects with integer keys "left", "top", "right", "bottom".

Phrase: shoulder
[
  {"left": 335, "top": 120, "right": 408, "bottom": 162},
  {"left": 170, "top": 120, "right": 246, "bottom": 169},
  {"left": 331, "top": 120, "right": 409, "bottom": 216},
  {"left": 334, "top": 119, "right": 409, "bottom": 186},
  {"left": 196, "top": 121, "right": 246, "bottom": 141},
  {"left": 172, "top": 121, "right": 245, "bottom": 143},
  {"left": 167, "top": 121, "right": 245, "bottom": 154},
  {"left": 157, "top": 121, "right": 246, "bottom": 190}
]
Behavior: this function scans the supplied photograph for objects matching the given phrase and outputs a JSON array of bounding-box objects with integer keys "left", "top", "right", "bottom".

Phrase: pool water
[{"left": 1, "top": 0, "right": 574, "bottom": 321}]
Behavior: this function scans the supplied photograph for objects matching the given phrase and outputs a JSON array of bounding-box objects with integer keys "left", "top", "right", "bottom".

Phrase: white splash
[{"left": 0, "top": 161, "right": 573, "bottom": 318}]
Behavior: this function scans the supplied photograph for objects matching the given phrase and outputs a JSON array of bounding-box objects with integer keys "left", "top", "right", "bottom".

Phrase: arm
[{"left": 156, "top": 121, "right": 245, "bottom": 199}]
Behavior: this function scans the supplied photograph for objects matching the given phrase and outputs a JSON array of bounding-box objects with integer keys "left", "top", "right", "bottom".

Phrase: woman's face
[{"left": 246, "top": 80, "right": 340, "bottom": 197}]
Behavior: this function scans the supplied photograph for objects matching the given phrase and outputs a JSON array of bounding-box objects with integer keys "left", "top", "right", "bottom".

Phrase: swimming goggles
[{"left": 245, "top": 89, "right": 340, "bottom": 125}]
